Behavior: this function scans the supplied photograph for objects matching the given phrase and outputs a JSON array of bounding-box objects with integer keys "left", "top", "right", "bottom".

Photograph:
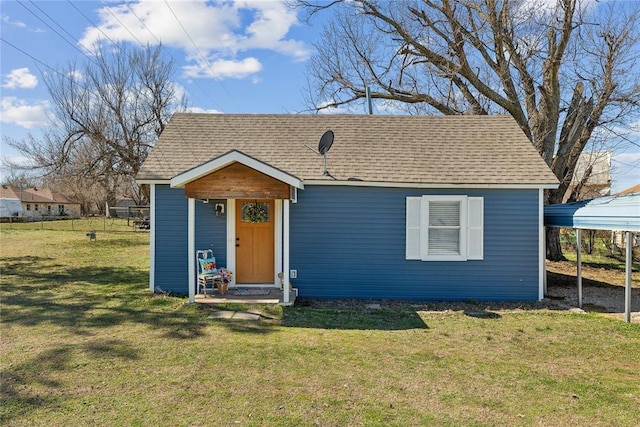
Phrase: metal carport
[{"left": 544, "top": 193, "right": 639, "bottom": 322}]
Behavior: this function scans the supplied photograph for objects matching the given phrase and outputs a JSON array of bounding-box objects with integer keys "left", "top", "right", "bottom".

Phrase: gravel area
[{"left": 545, "top": 284, "right": 640, "bottom": 322}]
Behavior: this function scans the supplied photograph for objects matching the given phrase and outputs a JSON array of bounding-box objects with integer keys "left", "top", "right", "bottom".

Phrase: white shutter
[
  {"left": 406, "top": 197, "right": 421, "bottom": 259},
  {"left": 467, "top": 197, "right": 484, "bottom": 260}
]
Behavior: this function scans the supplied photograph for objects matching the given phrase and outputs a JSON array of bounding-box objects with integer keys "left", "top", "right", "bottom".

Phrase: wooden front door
[{"left": 236, "top": 199, "right": 275, "bottom": 283}]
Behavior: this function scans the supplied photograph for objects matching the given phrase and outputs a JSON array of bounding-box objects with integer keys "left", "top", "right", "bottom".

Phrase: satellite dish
[{"left": 318, "top": 130, "right": 334, "bottom": 155}]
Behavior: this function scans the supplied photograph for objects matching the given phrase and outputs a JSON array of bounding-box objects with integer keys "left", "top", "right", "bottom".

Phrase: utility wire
[
  {"left": 66, "top": 0, "right": 119, "bottom": 47},
  {"left": 163, "top": 0, "right": 243, "bottom": 112},
  {"left": 16, "top": 0, "right": 98, "bottom": 66},
  {"left": 0, "top": 37, "right": 68, "bottom": 79},
  {"left": 123, "top": 2, "right": 226, "bottom": 112}
]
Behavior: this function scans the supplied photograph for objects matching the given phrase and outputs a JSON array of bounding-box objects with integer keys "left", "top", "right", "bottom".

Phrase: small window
[
  {"left": 406, "top": 195, "right": 484, "bottom": 261},
  {"left": 26, "top": 204, "right": 31, "bottom": 211},
  {"left": 47, "top": 205, "right": 52, "bottom": 214},
  {"left": 34, "top": 204, "right": 39, "bottom": 211},
  {"left": 58, "top": 205, "right": 65, "bottom": 214}
]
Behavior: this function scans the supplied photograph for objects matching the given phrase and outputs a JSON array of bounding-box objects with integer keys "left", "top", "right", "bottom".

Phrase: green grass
[{"left": 2, "top": 229, "right": 639, "bottom": 426}]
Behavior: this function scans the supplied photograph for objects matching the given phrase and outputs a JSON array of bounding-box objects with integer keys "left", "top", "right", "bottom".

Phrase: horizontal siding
[
  {"left": 290, "top": 186, "right": 540, "bottom": 301},
  {"left": 154, "top": 186, "right": 226, "bottom": 295}
]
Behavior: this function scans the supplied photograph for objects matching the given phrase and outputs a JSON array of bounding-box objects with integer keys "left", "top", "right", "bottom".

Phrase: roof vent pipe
[{"left": 365, "top": 86, "right": 373, "bottom": 115}]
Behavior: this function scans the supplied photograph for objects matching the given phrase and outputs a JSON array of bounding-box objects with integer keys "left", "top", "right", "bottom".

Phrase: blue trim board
[{"left": 545, "top": 193, "right": 640, "bottom": 232}]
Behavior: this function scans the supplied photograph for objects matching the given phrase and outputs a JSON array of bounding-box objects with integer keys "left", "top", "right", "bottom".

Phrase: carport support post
[
  {"left": 625, "top": 231, "right": 632, "bottom": 323},
  {"left": 576, "top": 229, "right": 583, "bottom": 308}
]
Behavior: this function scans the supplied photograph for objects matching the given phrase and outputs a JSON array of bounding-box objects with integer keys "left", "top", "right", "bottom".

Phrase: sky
[{"left": 0, "top": 0, "right": 638, "bottom": 192}]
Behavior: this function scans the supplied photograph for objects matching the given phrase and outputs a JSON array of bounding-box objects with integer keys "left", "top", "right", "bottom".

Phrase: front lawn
[{"left": 1, "top": 229, "right": 639, "bottom": 426}]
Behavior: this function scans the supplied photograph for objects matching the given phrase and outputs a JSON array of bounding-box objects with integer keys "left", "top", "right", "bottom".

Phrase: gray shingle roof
[{"left": 137, "top": 113, "right": 559, "bottom": 186}]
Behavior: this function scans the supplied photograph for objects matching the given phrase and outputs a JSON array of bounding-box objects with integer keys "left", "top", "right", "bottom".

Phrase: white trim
[
  {"left": 170, "top": 150, "right": 304, "bottom": 189},
  {"left": 226, "top": 199, "right": 236, "bottom": 286},
  {"left": 188, "top": 198, "right": 196, "bottom": 303},
  {"left": 149, "top": 184, "right": 156, "bottom": 292},
  {"left": 304, "top": 180, "right": 558, "bottom": 190},
  {"left": 283, "top": 199, "right": 290, "bottom": 304},
  {"left": 139, "top": 178, "right": 558, "bottom": 190},
  {"left": 625, "top": 231, "right": 632, "bottom": 323},
  {"left": 275, "top": 200, "right": 283, "bottom": 286},
  {"left": 136, "top": 179, "right": 170, "bottom": 185},
  {"left": 538, "top": 188, "right": 545, "bottom": 301},
  {"left": 576, "top": 228, "right": 583, "bottom": 308}
]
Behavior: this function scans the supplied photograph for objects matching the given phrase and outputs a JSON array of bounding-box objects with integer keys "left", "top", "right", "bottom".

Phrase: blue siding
[
  {"left": 290, "top": 186, "right": 540, "bottom": 301},
  {"left": 153, "top": 185, "right": 226, "bottom": 295}
]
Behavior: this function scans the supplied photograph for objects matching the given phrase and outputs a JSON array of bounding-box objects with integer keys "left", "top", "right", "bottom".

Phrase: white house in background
[
  {"left": 0, "top": 185, "right": 81, "bottom": 218},
  {"left": 564, "top": 150, "right": 612, "bottom": 202}
]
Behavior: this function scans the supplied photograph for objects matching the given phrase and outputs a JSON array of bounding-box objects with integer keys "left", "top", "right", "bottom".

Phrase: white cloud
[
  {"left": 1, "top": 14, "right": 27, "bottom": 28},
  {"left": 0, "top": 97, "right": 51, "bottom": 129},
  {"left": 2, "top": 68, "right": 38, "bottom": 89},
  {"left": 78, "top": 0, "right": 309, "bottom": 80},
  {"left": 185, "top": 106, "right": 224, "bottom": 114},
  {"left": 183, "top": 57, "right": 262, "bottom": 80}
]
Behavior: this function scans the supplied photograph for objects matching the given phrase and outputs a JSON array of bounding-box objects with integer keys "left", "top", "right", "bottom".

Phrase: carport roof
[{"left": 544, "top": 193, "right": 640, "bottom": 231}]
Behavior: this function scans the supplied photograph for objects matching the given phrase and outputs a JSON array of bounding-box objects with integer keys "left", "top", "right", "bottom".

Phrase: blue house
[{"left": 136, "top": 114, "right": 558, "bottom": 304}]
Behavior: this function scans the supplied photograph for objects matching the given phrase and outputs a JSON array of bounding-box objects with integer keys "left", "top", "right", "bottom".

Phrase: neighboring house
[
  {"left": 613, "top": 184, "right": 640, "bottom": 248},
  {"left": 0, "top": 185, "right": 81, "bottom": 218},
  {"left": 564, "top": 150, "right": 612, "bottom": 202},
  {"left": 136, "top": 114, "right": 559, "bottom": 303}
]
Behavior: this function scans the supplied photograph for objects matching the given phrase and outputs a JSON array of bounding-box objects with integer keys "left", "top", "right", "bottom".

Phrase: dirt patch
[
  {"left": 294, "top": 260, "right": 639, "bottom": 323},
  {"left": 546, "top": 260, "right": 639, "bottom": 322}
]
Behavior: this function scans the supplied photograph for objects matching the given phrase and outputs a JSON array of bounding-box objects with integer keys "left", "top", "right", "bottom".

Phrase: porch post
[
  {"left": 283, "top": 199, "right": 290, "bottom": 304},
  {"left": 188, "top": 197, "right": 196, "bottom": 303}
]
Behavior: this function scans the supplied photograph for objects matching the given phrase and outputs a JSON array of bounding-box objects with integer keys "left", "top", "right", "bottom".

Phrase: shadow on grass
[
  {"left": 0, "top": 340, "right": 139, "bottom": 423},
  {"left": 280, "top": 299, "right": 429, "bottom": 330},
  {"left": 547, "top": 270, "right": 628, "bottom": 289},
  {"left": 1, "top": 256, "right": 210, "bottom": 341}
]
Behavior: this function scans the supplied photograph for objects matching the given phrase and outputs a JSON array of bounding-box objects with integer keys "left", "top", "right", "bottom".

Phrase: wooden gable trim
[{"left": 185, "top": 163, "right": 291, "bottom": 200}]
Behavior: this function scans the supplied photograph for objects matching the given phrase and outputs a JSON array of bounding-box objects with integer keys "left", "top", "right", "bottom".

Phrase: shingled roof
[{"left": 137, "top": 114, "right": 558, "bottom": 187}]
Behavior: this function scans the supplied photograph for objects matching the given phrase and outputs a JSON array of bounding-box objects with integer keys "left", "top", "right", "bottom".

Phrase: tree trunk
[{"left": 546, "top": 227, "right": 565, "bottom": 261}]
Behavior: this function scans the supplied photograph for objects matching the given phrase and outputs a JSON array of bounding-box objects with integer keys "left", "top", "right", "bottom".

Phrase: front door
[{"left": 235, "top": 199, "right": 275, "bottom": 283}]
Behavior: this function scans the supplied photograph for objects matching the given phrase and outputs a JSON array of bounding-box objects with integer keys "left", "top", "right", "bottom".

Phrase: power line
[
  {"left": 122, "top": 2, "right": 226, "bottom": 112},
  {"left": 66, "top": 0, "right": 119, "bottom": 47},
  {"left": 16, "top": 0, "right": 98, "bottom": 66},
  {"left": 163, "top": 0, "right": 243, "bottom": 112},
  {"left": 0, "top": 37, "right": 67, "bottom": 79}
]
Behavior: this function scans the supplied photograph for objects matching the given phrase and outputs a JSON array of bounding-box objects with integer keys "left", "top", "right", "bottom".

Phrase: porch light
[{"left": 215, "top": 203, "right": 225, "bottom": 217}]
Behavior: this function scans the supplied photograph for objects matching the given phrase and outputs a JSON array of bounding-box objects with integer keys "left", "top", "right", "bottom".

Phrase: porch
[{"left": 194, "top": 287, "right": 297, "bottom": 306}]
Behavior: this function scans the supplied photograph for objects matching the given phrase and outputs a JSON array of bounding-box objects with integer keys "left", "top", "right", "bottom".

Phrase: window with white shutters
[{"left": 406, "top": 195, "right": 484, "bottom": 261}]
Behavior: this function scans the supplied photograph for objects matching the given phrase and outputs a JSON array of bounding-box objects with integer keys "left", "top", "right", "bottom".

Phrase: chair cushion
[{"left": 198, "top": 258, "right": 217, "bottom": 274}]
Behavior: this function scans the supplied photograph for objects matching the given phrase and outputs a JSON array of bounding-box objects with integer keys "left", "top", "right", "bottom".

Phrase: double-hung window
[{"left": 406, "top": 195, "right": 484, "bottom": 261}]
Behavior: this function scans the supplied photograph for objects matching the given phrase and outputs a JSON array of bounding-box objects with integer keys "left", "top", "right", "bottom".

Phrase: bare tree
[
  {"left": 297, "top": 0, "right": 640, "bottom": 260},
  {"left": 5, "top": 43, "right": 186, "bottom": 212}
]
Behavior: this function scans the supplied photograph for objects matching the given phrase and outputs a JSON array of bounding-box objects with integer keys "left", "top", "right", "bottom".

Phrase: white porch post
[
  {"left": 188, "top": 197, "right": 196, "bottom": 303},
  {"left": 624, "top": 231, "right": 632, "bottom": 323},
  {"left": 283, "top": 199, "right": 290, "bottom": 304},
  {"left": 149, "top": 184, "right": 156, "bottom": 292},
  {"left": 576, "top": 229, "right": 582, "bottom": 308},
  {"left": 538, "top": 188, "right": 545, "bottom": 300}
]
